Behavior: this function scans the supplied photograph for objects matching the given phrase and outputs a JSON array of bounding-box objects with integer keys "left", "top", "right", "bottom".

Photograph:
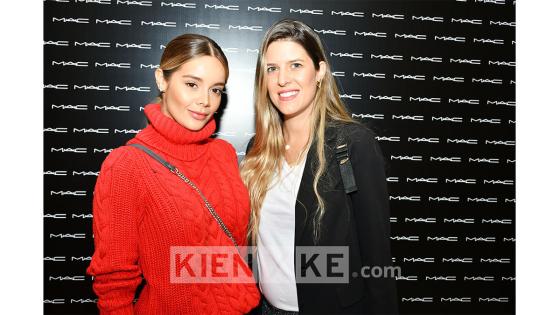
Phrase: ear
[
  {"left": 154, "top": 68, "right": 168, "bottom": 92},
  {"left": 316, "top": 61, "right": 327, "bottom": 83}
]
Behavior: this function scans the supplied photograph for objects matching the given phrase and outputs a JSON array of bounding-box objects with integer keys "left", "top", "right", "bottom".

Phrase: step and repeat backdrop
[{"left": 44, "top": 0, "right": 515, "bottom": 314}]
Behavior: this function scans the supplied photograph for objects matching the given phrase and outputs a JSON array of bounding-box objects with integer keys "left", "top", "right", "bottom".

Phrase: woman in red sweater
[{"left": 86, "top": 34, "right": 260, "bottom": 314}]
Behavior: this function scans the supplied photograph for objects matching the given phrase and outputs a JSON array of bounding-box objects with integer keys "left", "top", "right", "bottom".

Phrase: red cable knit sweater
[{"left": 86, "top": 103, "right": 260, "bottom": 314}]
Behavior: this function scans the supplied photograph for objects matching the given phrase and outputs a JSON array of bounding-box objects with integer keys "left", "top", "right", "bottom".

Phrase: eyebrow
[
  {"left": 181, "top": 74, "right": 225, "bottom": 86},
  {"left": 266, "top": 58, "right": 305, "bottom": 65}
]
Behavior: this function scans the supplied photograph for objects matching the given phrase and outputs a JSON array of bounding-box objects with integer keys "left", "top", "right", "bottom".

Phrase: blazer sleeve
[
  {"left": 86, "top": 148, "right": 144, "bottom": 315},
  {"left": 348, "top": 127, "right": 399, "bottom": 314}
]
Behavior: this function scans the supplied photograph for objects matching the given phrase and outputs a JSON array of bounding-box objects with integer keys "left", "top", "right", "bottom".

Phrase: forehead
[
  {"left": 173, "top": 55, "right": 226, "bottom": 83},
  {"left": 264, "top": 40, "right": 311, "bottom": 63}
]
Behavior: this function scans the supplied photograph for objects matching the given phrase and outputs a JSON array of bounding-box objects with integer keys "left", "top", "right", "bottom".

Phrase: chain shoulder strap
[{"left": 128, "top": 143, "right": 239, "bottom": 248}]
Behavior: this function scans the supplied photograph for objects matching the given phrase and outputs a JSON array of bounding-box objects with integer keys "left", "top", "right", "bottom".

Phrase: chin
[{"left": 179, "top": 120, "right": 207, "bottom": 131}]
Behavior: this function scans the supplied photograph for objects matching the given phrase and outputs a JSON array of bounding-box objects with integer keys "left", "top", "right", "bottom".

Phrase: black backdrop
[{"left": 44, "top": 0, "right": 515, "bottom": 314}]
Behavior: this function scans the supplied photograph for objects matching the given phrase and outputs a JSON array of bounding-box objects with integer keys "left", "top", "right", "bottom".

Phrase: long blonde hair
[{"left": 240, "top": 19, "right": 354, "bottom": 245}]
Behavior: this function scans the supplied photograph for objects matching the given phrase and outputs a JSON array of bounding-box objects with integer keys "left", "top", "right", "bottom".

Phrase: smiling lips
[
  {"left": 188, "top": 109, "right": 208, "bottom": 121},
  {"left": 278, "top": 90, "right": 299, "bottom": 101}
]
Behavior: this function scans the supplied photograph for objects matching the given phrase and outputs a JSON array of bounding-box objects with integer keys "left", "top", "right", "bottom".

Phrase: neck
[{"left": 282, "top": 110, "right": 312, "bottom": 148}]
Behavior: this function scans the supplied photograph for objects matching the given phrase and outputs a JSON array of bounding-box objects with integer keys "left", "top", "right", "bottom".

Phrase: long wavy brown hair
[{"left": 240, "top": 19, "right": 354, "bottom": 245}]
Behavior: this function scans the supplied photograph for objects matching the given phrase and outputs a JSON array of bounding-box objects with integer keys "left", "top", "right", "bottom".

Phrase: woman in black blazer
[{"left": 241, "top": 19, "right": 398, "bottom": 314}]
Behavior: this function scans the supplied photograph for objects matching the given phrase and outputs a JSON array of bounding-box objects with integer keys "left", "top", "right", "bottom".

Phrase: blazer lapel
[{"left": 294, "top": 125, "right": 338, "bottom": 246}]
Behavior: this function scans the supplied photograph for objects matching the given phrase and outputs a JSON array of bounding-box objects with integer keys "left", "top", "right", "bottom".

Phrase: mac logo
[
  {"left": 432, "top": 116, "right": 462, "bottom": 123},
  {"left": 161, "top": 2, "right": 195, "bottom": 9},
  {"left": 391, "top": 156, "right": 422, "bottom": 161},
  {"left": 479, "top": 297, "right": 509, "bottom": 303},
  {"left": 44, "top": 299, "right": 65, "bottom": 304},
  {"left": 389, "top": 196, "right": 421, "bottom": 201},
  {"left": 371, "top": 54, "right": 403, "bottom": 61},
  {"left": 73, "top": 128, "right": 109, "bottom": 134},
  {"left": 72, "top": 171, "right": 99, "bottom": 176},
  {"left": 501, "top": 277, "right": 515, "bottom": 281},
  {"left": 114, "top": 86, "right": 150, "bottom": 92},
  {"left": 426, "top": 236, "right": 458, "bottom": 242},
  {"left": 451, "top": 18, "right": 483, "bottom": 25},
  {"left": 390, "top": 236, "right": 420, "bottom": 241},
  {"left": 50, "top": 233, "right": 86, "bottom": 239},
  {"left": 468, "top": 157, "right": 499, "bottom": 164},
  {"left": 489, "top": 20, "right": 515, "bottom": 27},
  {"left": 485, "top": 140, "right": 515, "bottom": 146},
  {"left": 488, "top": 60, "right": 516, "bottom": 67},
  {"left": 314, "top": 29, "right": 346, "bottom": 36},
  {"left": 141, "top": 21, "right": 176, "bottom": 27},
  {"left": 403, "top": 257, "right": 435, "bottom": 263},
  {"left": 449, "top": 58, "right": 481, "bottom": 65},
  {"left": 289, "top": 8, "right": 323, "bottom": 15},
  {"left": 51, "top": 147, "right": 87, "bottom": 154},
  {"left": 464, "top": 276, "right": 495, "bottom": 281},
  {"left": 409, "top": 97, "right": 440, "bottom": 103},
  {"left": 49, "top": 276, "right": 85, "bottom": 281},
  {"left": 73, "top": 85, "right": 109, "bottom": 91},
  {"left": 74, "top": 41, "right": 110, "bottom": 48},
  {"left": 467, "top": 197, "right": 498, "bottom": 203},
  {"left": 408, "top": 137, "right": 439, "bottom": 143},
  {"left": 440, "top": 297, "right": 471, "bottom": 302},
  {"left": 353, "top": 72, "right": 385, "bottom": 79},
  {"left": 204, "top": 4, "right": 239, "bottom": 10},
  {"left": 94, "top": 62, "right": 131, "bottom": 69},
  {"left": 471, "top": 118, "right": 501, "bottom": 124},
  {"left": 339, "top": 94, "right": 362, "bottom": 100},
  {"left": 352, "top": 113, "right": 384, "bottom": 120},
  {"left": 448, "top": 98, "right": 480, "bottom": 105},
  {"left": 115, "top": 42, "right": 151, "bottom": 49},
  {"left": 51, "top": 61, "right": 88, "bottom": 67},
  {"left": 52, "top": 17, "right": 89, "bottom": 24},
  {"left": 443, "top": 218, "right": 475, "bottom": 224},
  {"left": 465, "top": 236, "right": 496, "bottom": 242},
  {"left": 44, "top": 256, "right": 66, "bottom": 262},
  {"left": 394, "top": 33, "right": 427, "bottom": 40},
  {"left": 411, "top": 16, "right": 444, "bottom": 22},
  {"left": 44, "top": 171, "right": 67, "bottom": 176},
  {"left": 442, "top": 257, "right": 473, "bottom": 263},
  {"left": 434, "top": 35, "right": 465, "bottom": 42},
  {"left": 70, "top": 299, "right": 98, "bottom": 304},
  {"left": 475, "top": 0, "right": 506, "bottom": 4},
  {"left": 473, "top": 38, "right": 504, "bottom": 45},
  {"left": 75, "top": 0, "right": 111, "bottom": 4},
  {"left": 428, "top": 197, "right": 460, "bottom": 202},
  {"left": 401, "top": 297, "right": 433, "bottom": 303},
  {"left": 375, "top": 136, "right": 401, "bottom": 142},
  {"left": 483, "top": 180, "right": 514, "bottom": 185},
  {"left": 116, "top": 0, "right": 152, "bottom": 6},
  {"left": 71, "top": 256, "right": 92, "bottom": 261},
  {"left": 44, "top": 84, "right": 68, "bottom": 90},
  {"left": 95, "top": 19, "right": 132, "bottom": 26},
  {"left": 481, "top": 219, "right": 512, "bottom": 224},
  {"left": 370, "top": 95, "right": 402, "bottom": 101},
  {"left": 392, "top": 115, "right": 423, "bottom": 121},
  {"left": 405, "top": 217, "right": 436, "bottom": 223},
  {"left": 248, "top": 6, "right": 282, "bottom": 13},
  {"left": 228, "top": 25, "right": 263, "bottom": 31},
  {"left": 433, "top": 76, "right": 464, "bottom": 83},
  {"left": 394, "top": 74, "right": 425, "bottom": 81},
  {"left": 44, "top": 40, "right": 69, "bottom": 46},
  {"left": 94, "top": 105, "right": 130, "bottom": 111},
  {"left": 185, "top": 23, "right": 219, "bottom": 29},
  {"left": 406, "top": 177, "right": 437, "bottom": 183},
  {"left": 354, "top": 31, "right": 386, "bottom": 38},
  {"left": 51, "top": 104, "right": 87, "bottom": 111},
  {"left": 430, "top": 156, "right": 461, "bottom": 162},
  {"left": 396, "top": 276, "right": 418, "bottom": 281},
  {"left": 447, "top": 138, "right": 478, "bottom": 145},
  {"left": 93, "top": 148, "right": 113, "bottom": 154},
  {"left": 410, "top": 56, "right": 442, "bottom": 63},
  {"left": 487, "top": 100, "right": 515, "bottom": 106},
  {"left": 72, "top": 214, "right": 93, "bottom": 219},
  {"left": 44, "top": 127, "right": 68, "bottom": 133},
  {"left": 330, "top": 52, "right": 363, "bottom": 59},
  {"left": 114, "top": 129, "right": 141, "bottom": 134},
  {"left": 472, "top": 78, "right": 503, "bottom": 84},
  {"left": 371, "top": 13, "right": 404, "bottom": 20},
  {"left": 140, "top": 64, "right": 159, "bottom": 69},
  {"left": 445, "top": 178, "right": 476, "bottom": 184},
  {"left": 44, "top": 213, "right": 66, "bottom": 219},
  {"left": 425, "top": 276, "right": 456, "bottom": 281},
  {"left": 50, "top": 191, "right": 87, "bottom": 196},
  {"left": 331, "top": 11, "right": 364, "bottom": 18}
]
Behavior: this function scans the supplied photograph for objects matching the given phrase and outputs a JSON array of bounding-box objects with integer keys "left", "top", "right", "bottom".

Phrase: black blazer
[{"left": 248, "top": 121, "right": 398, "bottom": 315}]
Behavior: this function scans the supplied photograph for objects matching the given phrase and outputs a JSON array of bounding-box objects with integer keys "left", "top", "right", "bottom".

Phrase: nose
[
  {"left": 277, "top": 68, "right": 290, "bottom": 86},
  {"left": 197, "top": 90, "right": 210, "bottom": 107}
]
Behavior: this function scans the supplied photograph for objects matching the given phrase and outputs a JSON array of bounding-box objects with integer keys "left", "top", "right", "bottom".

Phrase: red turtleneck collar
[{"left": 129, "top": 103, "right": 216, "bottom": 161}]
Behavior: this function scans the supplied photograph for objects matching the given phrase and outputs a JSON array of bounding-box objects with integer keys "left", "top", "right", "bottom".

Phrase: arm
[
  {"left": 86, "top": 148, "right": 143, "bottom": 315},
  {"left": 348, "top": 127, "right": 399, "bottom": 314}
]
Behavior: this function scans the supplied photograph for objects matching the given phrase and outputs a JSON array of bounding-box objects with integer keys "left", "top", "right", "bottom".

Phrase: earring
[{"left": 316, "top": 80, "right": 322, "bottom": 88}]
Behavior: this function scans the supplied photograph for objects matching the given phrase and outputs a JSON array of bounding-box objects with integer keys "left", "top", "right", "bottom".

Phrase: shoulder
[
  {"left": 329, "top": 121, "right": 379, "bottom": 147},
  {"left": 208, "top": 138, "right": 238, "bottom": 162},
  {"left": 100, "top": 145, "right": 143, "bottom": 171}
]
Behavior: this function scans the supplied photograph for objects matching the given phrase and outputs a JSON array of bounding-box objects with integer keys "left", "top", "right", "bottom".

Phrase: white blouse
[{"left": 257, "top": 154, "right": 308, "bottom": 311}]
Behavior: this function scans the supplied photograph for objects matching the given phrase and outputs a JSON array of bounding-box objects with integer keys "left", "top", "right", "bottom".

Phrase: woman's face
[
  {"left": 264, "top": 40, "right": 325, "bottom": 121},
  {"left": 156, "top": 55, "right": 226, "bottom": 131}
]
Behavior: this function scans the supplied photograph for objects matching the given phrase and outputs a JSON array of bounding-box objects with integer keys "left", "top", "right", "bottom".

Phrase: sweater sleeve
[
  {"left": 86, "top": 148, "right": 144, "bottom": 315},
  {"left": 348, "top": 127, "right": 399, "bottom": 314}
]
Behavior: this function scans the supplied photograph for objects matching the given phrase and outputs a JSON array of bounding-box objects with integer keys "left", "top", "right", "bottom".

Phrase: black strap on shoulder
[
  {"left": 335, "top": 137, "right": 358, "bottom": 194},
  {"left": 128, "top": 143, "right": 176, "bottom": 173}
]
